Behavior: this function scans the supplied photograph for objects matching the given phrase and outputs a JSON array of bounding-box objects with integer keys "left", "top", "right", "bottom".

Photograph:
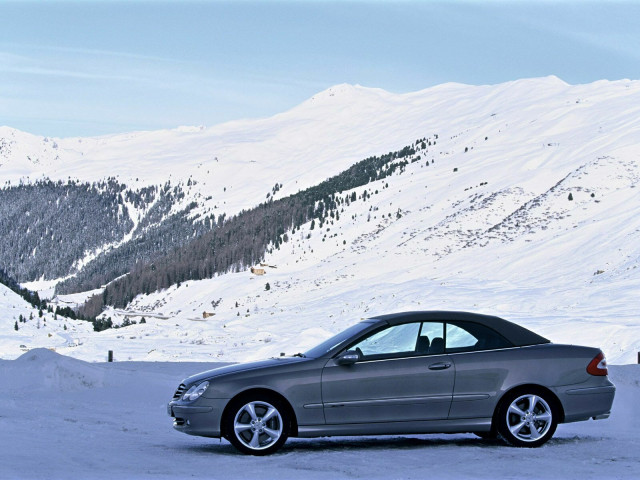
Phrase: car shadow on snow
[
  {"left": 282, "top": 435, "right": 503, "bottom": 452},
  {"left": 174, "top": 433, "right": 604, "bottom": 457},
  {"left": 176, "top": 436, "right": 495, "bottom": 456}
]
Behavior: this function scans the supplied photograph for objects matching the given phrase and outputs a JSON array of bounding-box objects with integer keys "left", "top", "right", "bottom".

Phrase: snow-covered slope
[
  {"left": 1, "top": 76, "right": 639, "bottom": 364},
  {"left": 1, "top": 350, "right": 638, "bottom": 479},
  {"left": 3, "top": 76, "right": 639, "bottom": 219},
  {"left": 0, "top": 283, "right": 92, "bottom": 358}
]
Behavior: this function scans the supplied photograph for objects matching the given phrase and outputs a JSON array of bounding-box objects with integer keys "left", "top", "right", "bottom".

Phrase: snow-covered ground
[{"left": 0, "top": 349, "right": 638, "bottom": 480}]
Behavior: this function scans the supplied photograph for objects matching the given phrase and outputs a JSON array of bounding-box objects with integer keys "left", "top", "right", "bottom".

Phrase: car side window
[
  {"left": 351, "top": 322, "right": 421, "bottom": 359},
  {"left": 446, "top": 324, "right": 477, "bottom": 350},
  {"left": 446, "top": 322, "right": 512, "bottom": 353},
  {"left": 418, "top": 321, "right": 445, "bottom": 355}
]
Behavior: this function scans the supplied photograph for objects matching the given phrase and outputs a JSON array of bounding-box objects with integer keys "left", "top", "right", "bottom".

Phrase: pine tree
[
  {"left": 265, "top": 282, "right": 271, "bottom": 291},
  {"left": 14, "top": 321, "right": 18, "bottom": 331},
  {"left": 568, "top": 193, "right": 574, "bottom": 201}
]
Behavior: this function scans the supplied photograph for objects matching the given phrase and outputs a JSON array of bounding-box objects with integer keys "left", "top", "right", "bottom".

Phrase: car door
[
  {"left": 444, "top": 321, "right": 514, "bottom": 419},
  {"left": 321, "top": 321, "right": 455, "bottom": 424}
]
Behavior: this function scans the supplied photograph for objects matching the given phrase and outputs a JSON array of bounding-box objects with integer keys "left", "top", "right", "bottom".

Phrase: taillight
[{"left": 587, "top": 352, "right": 608, "bottom": 376}]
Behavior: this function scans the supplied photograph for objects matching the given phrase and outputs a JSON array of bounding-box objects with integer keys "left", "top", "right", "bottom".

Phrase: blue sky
[{"left": 1, "top": 0, "right": 639, "bottom": 138}]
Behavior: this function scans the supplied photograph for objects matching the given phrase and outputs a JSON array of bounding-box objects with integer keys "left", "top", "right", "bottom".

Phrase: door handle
[{"left": 428, "top": 362, "right": 452, "bottom": 370}]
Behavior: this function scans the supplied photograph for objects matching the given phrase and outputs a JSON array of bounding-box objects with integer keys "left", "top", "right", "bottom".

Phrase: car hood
[{"left": 183, "top": 356, "right": 306, "bottom": 385}]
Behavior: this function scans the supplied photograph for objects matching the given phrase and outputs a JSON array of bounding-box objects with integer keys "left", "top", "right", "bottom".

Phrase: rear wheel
[
  {"left": 497, "top": 390, "right": 558, "bottom": 448},
  {"left": 224, "top": 395, "right": 290, "bottom": 455}
]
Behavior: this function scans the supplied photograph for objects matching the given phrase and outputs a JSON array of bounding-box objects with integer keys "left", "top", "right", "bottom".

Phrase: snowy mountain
[
  {"left": 1, "top": 76, "right": 639, "bottom": 364},
  {"left": 5, "top": 76, "right": 638, "bottom": 219}
]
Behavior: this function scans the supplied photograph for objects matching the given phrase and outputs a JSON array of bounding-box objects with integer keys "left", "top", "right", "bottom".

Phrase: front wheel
[
  {"left": 496, "top": 390, "right": 558, "bottom": 448},
  {"left": 224, "top": 396, "right": 290, "bottom": 455}
]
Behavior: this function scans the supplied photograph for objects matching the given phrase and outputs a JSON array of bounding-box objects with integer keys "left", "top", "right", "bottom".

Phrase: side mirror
[{"left": 337, "top": 350, "right": 360, "bottom": 366}]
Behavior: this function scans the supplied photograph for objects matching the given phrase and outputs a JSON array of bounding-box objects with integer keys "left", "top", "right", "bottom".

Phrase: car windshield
[{"left": 304, "top": 321, "right": 376, "bottom": 358}]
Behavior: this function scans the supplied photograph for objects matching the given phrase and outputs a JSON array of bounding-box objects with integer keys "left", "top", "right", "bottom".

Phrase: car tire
[
  {"left": 224, "top": 394, "right": 290, "bottom": 455},
  {"left": 496, "top": 389, "right": 558, "bottom": 448}
]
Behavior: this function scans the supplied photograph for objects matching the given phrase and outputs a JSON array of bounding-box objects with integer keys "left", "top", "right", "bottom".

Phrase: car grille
[{"left": 173, "top": 383, "right": 186, "bottom": 400}]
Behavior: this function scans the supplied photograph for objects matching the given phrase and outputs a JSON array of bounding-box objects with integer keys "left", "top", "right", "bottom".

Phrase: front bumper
[{"left": 168, "top": 399, "right": 227, "bottom": 438}]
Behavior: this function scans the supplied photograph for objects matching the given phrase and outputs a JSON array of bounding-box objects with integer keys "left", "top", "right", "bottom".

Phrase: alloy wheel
[
  {"left": 505, "top": 394, "right": 553, "bottom": 443},
  {"left": 233, "top": 400, "right": 284, "bottom": 451}
]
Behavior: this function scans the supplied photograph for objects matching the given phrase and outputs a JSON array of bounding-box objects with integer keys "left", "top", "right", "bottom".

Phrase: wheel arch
[
  {"left": 220, "top": 388, "right": 299, "bottom": 439},
  {"left": 492, "top": 383, "right": 565, "bottom": 429}
]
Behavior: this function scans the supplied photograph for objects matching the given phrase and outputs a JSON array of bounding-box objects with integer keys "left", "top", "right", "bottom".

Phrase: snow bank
[{"left": 1, "top": 348, "right": 105, "bottom": 392}]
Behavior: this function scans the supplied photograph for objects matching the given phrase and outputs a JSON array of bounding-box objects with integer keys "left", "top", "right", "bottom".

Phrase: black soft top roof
[{"left": 369, "top": 311, "right": 550, "bottom": 347}]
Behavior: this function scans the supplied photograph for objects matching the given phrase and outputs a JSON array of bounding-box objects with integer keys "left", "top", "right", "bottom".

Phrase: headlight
[{"left": 182, "top": 381, "right": 209, "bottom": 402}]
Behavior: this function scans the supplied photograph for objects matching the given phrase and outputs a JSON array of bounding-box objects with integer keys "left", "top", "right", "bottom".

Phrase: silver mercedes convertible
[{"left": 167, "top": 311, "right": 615, "bottom": 455}]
